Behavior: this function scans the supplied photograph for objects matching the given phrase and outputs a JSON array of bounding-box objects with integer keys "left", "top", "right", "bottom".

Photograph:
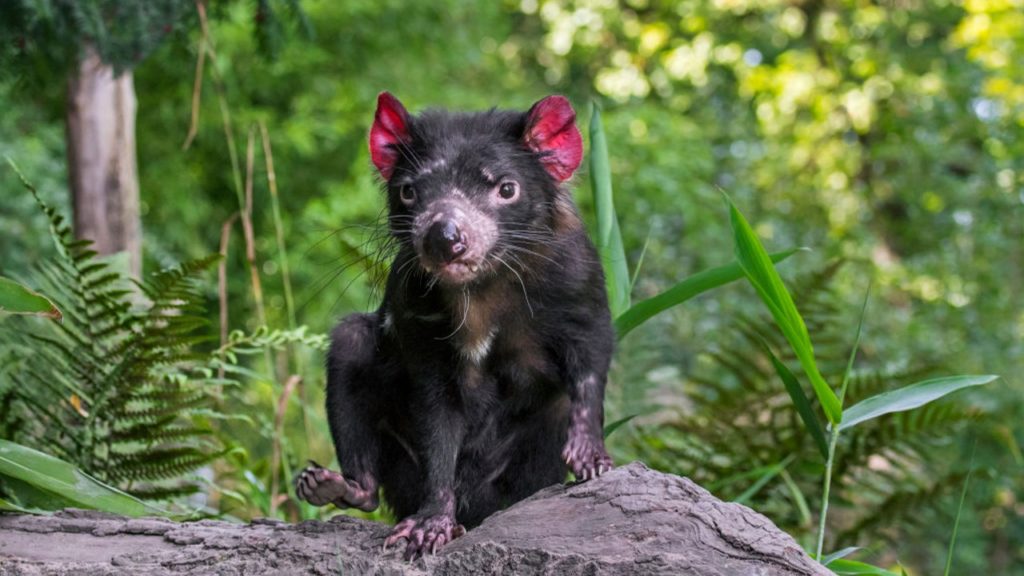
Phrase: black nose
[{"left": 426, "top": 219, "right": 468, "bottom": 263}]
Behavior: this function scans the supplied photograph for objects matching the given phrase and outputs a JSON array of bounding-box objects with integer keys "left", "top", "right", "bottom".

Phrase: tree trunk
[
  {"left": 0, "top": 463, "right": 830, "bottom": 575},
  {"left": 65, "top": 44, "right": 142, "bottom": 278}
]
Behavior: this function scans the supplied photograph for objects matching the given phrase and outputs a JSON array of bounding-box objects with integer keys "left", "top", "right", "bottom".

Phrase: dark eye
[
  {"left": 399, "top": 185, "right": 416, "bottom": 205},
  {"left": 497, "top": 181, "right": 519, "bottom": 202}
]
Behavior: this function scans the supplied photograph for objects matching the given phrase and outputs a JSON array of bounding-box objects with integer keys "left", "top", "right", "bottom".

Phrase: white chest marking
[{"left": 460, "top": 329, "right": 496, "bottom": 366}]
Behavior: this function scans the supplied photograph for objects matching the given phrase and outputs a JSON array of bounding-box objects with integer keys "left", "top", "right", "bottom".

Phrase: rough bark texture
[
  {"left": 0, "top": 463, "right": 829, "bottom": 576},
  {"left": 66, "top": 43, "right": 142, "bottom": 278}
]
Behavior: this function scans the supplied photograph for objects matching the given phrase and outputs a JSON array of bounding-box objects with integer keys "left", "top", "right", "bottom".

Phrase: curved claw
[
  {"left": 383, "top": 517, "right": 416, "bottom": 550},
  {"left": 294, "top": 462, "right": 379, "bottom": 511},
  {"left": 562, "top": 433, "right": 614, "bottom": 482},
  {"left": 384, "top": 513, "right": 465, "bottom": 560}
]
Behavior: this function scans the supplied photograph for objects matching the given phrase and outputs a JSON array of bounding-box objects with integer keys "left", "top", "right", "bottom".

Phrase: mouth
[{"left": 432, "top": 260, "right": 481, "bottom": 285}]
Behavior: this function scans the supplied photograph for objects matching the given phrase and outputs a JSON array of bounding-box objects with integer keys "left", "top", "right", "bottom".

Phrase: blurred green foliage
[{"left": 0, "top": 0, "right": 1020, "bottom": 573}]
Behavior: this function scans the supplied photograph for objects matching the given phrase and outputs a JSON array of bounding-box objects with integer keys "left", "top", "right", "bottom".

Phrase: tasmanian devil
[{"left": 295, "top": 92, "right": 615, "bottom": 559}]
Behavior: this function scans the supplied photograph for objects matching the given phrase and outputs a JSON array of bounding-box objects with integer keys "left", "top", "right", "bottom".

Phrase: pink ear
[
  {"left": 524, "top": 96, "right": 583, "bottom": 182},
  {"left": 369, "top": 92, "right": 411, "bottom": 181}
]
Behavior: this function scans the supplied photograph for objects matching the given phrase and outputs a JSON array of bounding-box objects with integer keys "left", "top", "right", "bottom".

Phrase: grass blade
[
  {"left": 823, "top": 547, "right": 863, "bottom": 565},
  {"left": 725, "top": 195, "right": 842, "bottom": 424},
  {"left": 839, "top": 375, "right": 998, "bottom": 431},
  {"left": 588, "top": 103, "right": 631, "bottom": 319},
  {"left": 944, "top": 443, "right": 976, "bottom": 576},
  {"left": 762, "top": 342, "right": 829, "bottom": 460},
  {"left": 780, "top": 469, "right": 812, "bottom": 528},
  {"left": 603, "top": 414, "right": 639, "bottom": 439},
  {"left": 838, "top": 282, "right": 871, "bottom": 405},
  {"left": 614, "top": 248, "right": 803, "bottom": 341},
  {"left": 629, "top": 230, "right": 652, "bottom": 292},
  {"left": 826, "top": 559, "right": 903, "bottom": 575},
  {"left": 734, "top": 454, "right": 794, "bottom": 504}
]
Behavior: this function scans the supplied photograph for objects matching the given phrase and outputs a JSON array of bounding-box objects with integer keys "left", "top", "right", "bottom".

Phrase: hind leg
[
  {"left": 451, "top": 445, "right": 504, "bottom": 529},
  {"left": 497, "top": 399, "right": 570, "bottom": 506},
  {"left": 295, "top": 312, "right": 386, "bottom": 511}
]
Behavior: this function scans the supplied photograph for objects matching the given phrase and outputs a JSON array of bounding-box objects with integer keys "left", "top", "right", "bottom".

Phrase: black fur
[{"left": 298, "top": 98, "right": 614, "bottom": 559}]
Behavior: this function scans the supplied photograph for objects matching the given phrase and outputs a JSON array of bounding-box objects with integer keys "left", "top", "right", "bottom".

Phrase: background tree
[
  {"left": 0, "top": 0, "right": 192, "bottom": 277},
  {"left": 0, "top": 0, "right": 305, "bottom": 277}
]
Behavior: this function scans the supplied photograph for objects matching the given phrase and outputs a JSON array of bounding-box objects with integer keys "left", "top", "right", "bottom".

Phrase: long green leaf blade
[
  {"left": 839, "top": 375, "right": 998, "bottom": 431},
  {"left": 603, "top": 414, "right": 638, "bottom": 439},
  {"left": 0, "top": 276, "right": 61, "bottom": 320},
  {"left": 763, "top": 343, "right": 829, "bottom": 460},
  {"left": 780, "top": 469, "right": 812, "bottom": 528},
  {"left": 0, "top": 439, "right": 164, "bottom": 517},
  {"left": 0, "top": 497, "right": 47, "bottom": 514},
  {"left": 614, "top": 248, "right": 803, "bottom": 340},
  {"left": 589, "top": 103, "right": 630, "bottom": 318},
  {"left": 944, "top": 444, "right": 976, "bottom": 576},
  {"left": 826, "top": 559, "right": 903, "bottom": 575},
  {"left": 823, "top": 547, "right": 863, "bottom": 565},
  {"left": 838, "top": 283, "right": 871, "bottom": 405},
  {"left": 726, "top": 197, "right": 842, "bottom": 424},
  {"left": 733, "top": 454, "right": 794, "bottom": 504}
]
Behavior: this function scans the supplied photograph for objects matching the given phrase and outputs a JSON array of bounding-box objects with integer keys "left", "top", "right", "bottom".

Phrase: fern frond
[
  {"left": 128, "top": 483, "right": 201, "bottom": 501},
  {"left": 108, "top": 447, "right": 222, "bottom": 483},
  {"left": 0, "top": 185, "right": 229, "bottom": 504}
]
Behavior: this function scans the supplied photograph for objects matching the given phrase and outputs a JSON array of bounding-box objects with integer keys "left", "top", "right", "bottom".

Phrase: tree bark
[
  {"left": 65, "top": 44, "right": 142, "bottom": 278},
  {"left": 0, "top": 463, "right": 830, "bottom": 576}
]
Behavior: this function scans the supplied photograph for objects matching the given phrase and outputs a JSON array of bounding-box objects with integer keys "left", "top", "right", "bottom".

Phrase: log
[{"left": 0, "top": 463, "right": 829, "bottom": 575}]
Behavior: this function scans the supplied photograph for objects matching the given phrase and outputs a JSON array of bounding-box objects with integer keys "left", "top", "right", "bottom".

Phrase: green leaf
[
  {"left": 614, "top": 248, "right": 803, "bottom": 341},
  {"left": 603, "top": 414, "right": 638, "bottom": 438},
  {"left": 839, "top": 375, "right": 998, "bottom": 431},
  {"left": 707, "top": 463, "right": 778, "bottom": 492},
  {"left": 0, "top": 496, "right": 48, "bottom": 515},
  {"left": 733, "top": 454, "right": 794, "bottom": 505},
  {"left": 629, "top": 230, "right": 652, "bottom": 292},
  {"left": 825, "top": 559, "right": 903, "bottom": 575},
  {"left": 588, "top": 103, "right": 631, "bottom": 319},
  {"left": 780, "top": 469, "right": 811, "bottom": 528},
  {"left": 726, "top": 196, "right": 842, "bottom": 424},
  {"left": 944, "top": 444, "right": 976, "bottom": 576},
  {"left": 838, "top": 281, "right": 871, "bottom": 405},
  {"left": 0, "top": 439, "right": 166, "bottom": 517},
  {"left": 823, "top": 547, "right": 863, "bottom": 565},
  {"left": 1, "top": 474, "right": 80, "bottom": 511},
  {"left": 763, "top": 342, "right": 829, "bottom": 460},
  {"left": 0, "top": 276, "right": 61, "bottom": 320}
]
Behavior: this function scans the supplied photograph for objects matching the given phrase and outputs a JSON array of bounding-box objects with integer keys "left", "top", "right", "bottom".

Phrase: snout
[
  {"left": 425, "top": 220, "right": 468, "bottom": 264},
  {"left": 413, "top": 200, "right": 497, "bottom": 285}
]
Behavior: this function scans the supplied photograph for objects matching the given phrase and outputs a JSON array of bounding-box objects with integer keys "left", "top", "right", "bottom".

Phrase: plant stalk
[
  {"left": 270, "top": 374, "right": 301, "bottom": 517},
  {"left": 816, "top": 425, "right": 841, "bottom": 561},
  {"left": 817, "top": 282, "right": 869, "bottom": 561}
]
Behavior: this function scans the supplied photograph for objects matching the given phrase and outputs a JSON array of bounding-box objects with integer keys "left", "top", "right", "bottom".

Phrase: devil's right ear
[
  {"left": 523, "top": 95, "right": 582, "bottom": 183},
  {"left": 369, "top": 92, "right": 411, "bottom": 181}
]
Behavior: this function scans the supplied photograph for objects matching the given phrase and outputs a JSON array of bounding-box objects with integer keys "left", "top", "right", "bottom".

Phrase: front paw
[
  {"left": 294, "top": 461, "right": 379, "bottom": 511},
  {"left": 384, "top": 513, "right": 466, "bottom": 560},
  {"left": 562, "top": 432, "right": 613, "bottom": 481}
]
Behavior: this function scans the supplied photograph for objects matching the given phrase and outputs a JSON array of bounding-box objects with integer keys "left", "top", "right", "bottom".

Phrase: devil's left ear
[
  {"left": 523, "top": 95, "right": 583, "bottom": 182},
  {"left": 369, "top": 92, "right": 411, "bottom": 181}
]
